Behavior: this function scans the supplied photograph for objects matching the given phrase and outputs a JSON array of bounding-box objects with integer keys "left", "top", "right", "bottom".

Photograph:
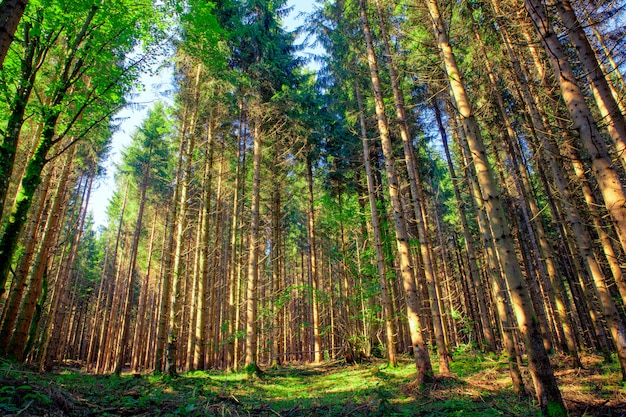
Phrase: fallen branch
[
  {"left": 16, "top": 399, "right": 33, "bottom": 416},
  {"left": 345, "top": 403, "right": 369, "bottom": 416}
]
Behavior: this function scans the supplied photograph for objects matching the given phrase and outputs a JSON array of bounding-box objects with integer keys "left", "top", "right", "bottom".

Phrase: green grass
[{"left": 0, "top": 352, "right": 623, "bottom": 416}]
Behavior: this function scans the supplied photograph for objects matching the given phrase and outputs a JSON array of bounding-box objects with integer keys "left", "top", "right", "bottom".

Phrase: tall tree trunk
[
  {"left": 432, "top": 99, "right": 496, "bottom": 353},
  {"left": 131, "top": 210, "right": 157, "bottom": 373},
  {"left": 244, "top": 116, "right": 262, "bottom": 373},
  {"left": 166, "top": 131, "right": 195, "bottom": 376},
  {"left": 165, "top": 63, "right": 202, "bottom": 376},
  {"left": 524, "top": 0, "right": 626, "bottom": 259},
  {"left": 305, "top": 159, "right": 322, "bottom": 363},
  {"left": 114, "top": 171, "right": 150, "bottom": 375},
  {"left": 359, "top": 0, "right": 432, "bottom": 386},
  {"left": 449, "top": 105, "right": 526, "bottom": 391},
  {"left": 374, "top": 0, "right": 449, "bottom": 373},
  {"left": 426, "top": 1, "right": 565, "bottom": 412},
  {"left": 96, "top": 183, "right": 129, "bottom": 373},
  {"left": 356, "top": 83, "right": 397, "bottom": 367},
  {"left": 194, "top": 110, "right": 216, "bottom": 370},
  {"left": 554, "top": 0, "right": 626, "bottom": 170},
  {"left": 85, "top": 230, "right": 112, "bottom": 370},
  {"left": 226, "top": 103, "right": 246, "bottom": 372}
]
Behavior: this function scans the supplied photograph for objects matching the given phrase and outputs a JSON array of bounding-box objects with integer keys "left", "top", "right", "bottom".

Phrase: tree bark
[
  {"left": 433, "top": 99, "right": 496, "bottom": 354},
  {"left": 374, "top": 0, "right": 449, "bottom": 373},
  {"left": 426, "top": 1, "right": 565, "bottom": 412},
  {"left": 524, "top": 0, "right": 626, "bottom": 259},
  {"left": 305, "top": 159, "right": 322, "bottom": 363},
  {"left": 356, "top": 82, "right": 397, "bottom": 367},
  {"left": 244, "top": 116, "right": 262, "bottom": 373},
  {"left": 555, "top": 0, "right": 626, "bottom": 170},
  {"left": 0, "top": 0, "right": 28, "bottom": 67},
  {"left": 359, "top": 0, "right": 433, "bottom": 386}
]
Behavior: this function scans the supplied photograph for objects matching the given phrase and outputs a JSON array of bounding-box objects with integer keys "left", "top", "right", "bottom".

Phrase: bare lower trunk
[
  {"left": 427, "top": 0, "right": 565, "bottom": 412},
  {"left": 359, "top": 0, "right": 432, "bottom": 385}
]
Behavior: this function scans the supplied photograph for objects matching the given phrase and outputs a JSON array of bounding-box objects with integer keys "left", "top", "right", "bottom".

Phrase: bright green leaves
[{"left": 180, "top": 0, "right": 228, "bottom": 73}]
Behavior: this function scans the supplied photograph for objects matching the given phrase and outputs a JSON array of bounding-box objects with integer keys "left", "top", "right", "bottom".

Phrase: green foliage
[
  {"left": 180, "top": 0, "right": 227, "bottom": 73},
  {"left": 118, "top": 101, "right": 174, "bottom": 199}
]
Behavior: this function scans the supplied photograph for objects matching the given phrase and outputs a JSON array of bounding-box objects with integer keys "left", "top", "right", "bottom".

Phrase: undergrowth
[{"left": 0, "top": 352, "right": 623, "bottom": 416}]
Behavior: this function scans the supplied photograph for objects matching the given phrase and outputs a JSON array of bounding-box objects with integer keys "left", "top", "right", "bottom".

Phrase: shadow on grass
[{"left": 1, "top": 353, "right": 624, "bottom": 416}]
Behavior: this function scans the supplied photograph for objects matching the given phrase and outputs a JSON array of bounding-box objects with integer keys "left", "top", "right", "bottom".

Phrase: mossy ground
[{"left": 0, "top": 352, "right": 623, "bottom": 416}]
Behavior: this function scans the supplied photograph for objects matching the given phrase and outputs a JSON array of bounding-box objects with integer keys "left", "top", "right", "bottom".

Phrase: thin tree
[
  {"left": 359, "top": 0, "right": 433, "bottom": 386},
  {"left": 425, "top": 0, "right": 566, "bottom": 413}
]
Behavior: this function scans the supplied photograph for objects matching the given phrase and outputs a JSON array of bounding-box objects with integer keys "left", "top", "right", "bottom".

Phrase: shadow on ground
[{"left": 0, "top": 353, "right": 624, "bottom": 416}]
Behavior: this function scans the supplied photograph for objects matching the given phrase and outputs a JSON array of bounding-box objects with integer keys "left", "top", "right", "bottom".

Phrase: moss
[{"left": 546, "top": 400, "right": 568, "bottom": 417}]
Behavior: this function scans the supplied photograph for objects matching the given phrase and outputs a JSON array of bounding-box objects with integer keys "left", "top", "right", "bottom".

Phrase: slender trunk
[
  {"left": 524, "top": 0, "right": 626, "bottom": 259},
  {"left": 244, "top": 117, "right": 262, "bottom": 372},
  {"left": 359, "top": 0, "right": 432, "bottom": 385},
  {"left": 114, "top": 170, "right": 150, "bottom": 374},
  {"left": 86, "top": 231, "right": 112, "bottom": 370},
  {"left": 194, "top": 112, "right": 216, "bottom": 370},
  {"left": 130, "top": 210, "right": 157, "bottom": 373},
  {"left": 449, "top": 105, "right": 525, "bottom": 388},
  {"left": 226, "top": 102, "right": 246, "bottom": 372},
  {"left": 433, "top": 100, "right": 496, "bottom": 353},
  {"left": 96, "top": 183, "right": 129, "bottom": 373},
  {"left": 305, "top": 159, "right": 322, "bottom": 363},
  {"left": 374, "top": 0, "right": 449, "bottom": 373},
  {"left": 356, "top": 83, "right": 397, "bottom": 367},
  {"left": 165, "top": 64, "right": 202, "bottom": 376},
  {"left": 555, "top": 0, "right": 626, "bottom": 170}
]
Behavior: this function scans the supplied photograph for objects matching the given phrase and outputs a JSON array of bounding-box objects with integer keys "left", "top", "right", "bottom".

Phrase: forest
[{"left": 1, "top": 0, "right": 626, "bottom": 415}]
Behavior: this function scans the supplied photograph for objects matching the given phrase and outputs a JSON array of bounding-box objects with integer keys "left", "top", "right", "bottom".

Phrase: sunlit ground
[{"left": 1, "top": 351, "right": 624, "bottom": 416}]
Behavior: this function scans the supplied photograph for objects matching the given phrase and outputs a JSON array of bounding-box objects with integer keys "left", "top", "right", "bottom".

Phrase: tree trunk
[
  {"left": 359, "top": 0, "right": 432, "bottom": 386},
  {"left": 0, "top": 0, "right": 28, "bottom": 67},
  {"left": 305, "top": 159, "right": 322, "bottom": 363},
  {"left": 433, "top": 99, "right": 496, "bottom": 353},
  {"left": 426, "top": 1, "right": 565, "bottom": 412},
  {"left": 130, "top": 210, "right": 157, "bottom": 373},
  {"left": 374, "top": 0, "right": 449, "bottom": 374},
  {"left": 450, "top": 107, "right": 525, "bottom": 392},
  {"left": 165, "top": 63, "right": 202, "bottom": 376},
  {"left": 194, "top": 111, "right": 216, "bottom": 370},
  {"left": 555, "top": 0, "right": 626, "bottom": 171},
  {"left": 524, "top": 0, "right": 626, "bottom": 259},
  {"left": 356, "top": 83, "right": 397, "bottom": 367},
  {"left": 244, "top": 116, "right": 262, "bottom": 373}
]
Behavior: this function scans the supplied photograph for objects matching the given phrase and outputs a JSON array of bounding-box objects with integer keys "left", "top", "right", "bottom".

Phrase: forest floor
[{"left": 0, "top": 351, "right": 624, "bottom": 416}]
